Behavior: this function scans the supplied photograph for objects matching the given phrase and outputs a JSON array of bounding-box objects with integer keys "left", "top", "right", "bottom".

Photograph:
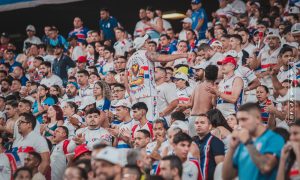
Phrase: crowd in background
[{"left": 0, "top": 0, "right": 300, "bottom": 179}]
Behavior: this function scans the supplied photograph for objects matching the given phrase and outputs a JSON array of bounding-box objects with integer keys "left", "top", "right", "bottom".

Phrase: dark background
[{"left": 0, "top": 0, "right": 219, "bottom": 50}]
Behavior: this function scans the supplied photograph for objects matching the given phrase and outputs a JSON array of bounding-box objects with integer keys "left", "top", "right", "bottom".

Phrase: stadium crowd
[{"left": 0, "top": 0, "right": 300, "bottom": 179}]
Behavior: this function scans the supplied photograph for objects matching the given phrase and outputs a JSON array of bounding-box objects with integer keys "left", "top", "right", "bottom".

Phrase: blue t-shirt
[
  {"left": 96, "top": 98, "right": 111, "bottom": 111},
  {"left": 191, "top": 8, "right": 208, "bottom": 39},
  {"left": 233, "top": 129, "right": 284, "bottom": 180},
  {"left": 68, "top": 27, "right": 89, "bottom": 43},
  {"left": 99, "top": 16, "right": 118, "bottom": 41},
  {"left": 32, "top": 97, "right": 55, "bottom": 124}
]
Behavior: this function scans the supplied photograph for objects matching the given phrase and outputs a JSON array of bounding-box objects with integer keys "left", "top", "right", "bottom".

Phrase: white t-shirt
[
  {"left": 69, "top": 127, "right": 112, "bottom": 150},
  {"left": 12, "top": 131, "right": 49, "bottom": 166},
  {"left": 113, "top": 39, "right": 132, "bottom": 56},
  {"left": 61, "top": 95, "right": 82, "bottom": 107},
  {"left": 157, "top": 82, "right": 178, "bottom": 113},
  {"left": 234, "top": 65, "right": 257, "bottom": 88},
  {"left": 40, "top": 74, "right": 63, "bottom": 87},
  {"left": 13, "top": 119, "right": 41, "bottom": 146},
  {"left": 126, "top": 50, "right": 157, "bottom": 99},
  {"left": 63, "top": 114, "right": 83, "bottom": 138},
  {"left": 182, "top": 160, "right": 200, "bottom": 180},
  {"left": 0, "top": 153, "right": 11, "bottom": 180},
  {"left": 71, "top": 46, "right": 84, "bottom": 61},
  {"left": 51, "top": 139, "right": 70, "bottom": 180},
  {"left": 244, "top": 43, "right": 256, "bottom": 56},
  {"left": 101, "top": 61, "right": 114, "bottom": 76},
  {"left": 176, "top": 86, "right": 193, "bottom": 104}
]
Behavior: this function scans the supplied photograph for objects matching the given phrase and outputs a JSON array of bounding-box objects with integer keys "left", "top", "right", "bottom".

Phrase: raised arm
[{"left": 145, "top": 51, "right": 188, "bottom": 62}]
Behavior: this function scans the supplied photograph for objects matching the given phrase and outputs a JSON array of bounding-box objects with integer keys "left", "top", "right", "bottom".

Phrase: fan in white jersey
[
  {"left": 159, "top": 155, "right": 183, "bottom": 180},
  {"left": 69, "top": 108, "right": 112, "bottom": 151},
  {"left": 114, "top": 27, "right": 132, "bottom": 56},
  {"left": 156, "top": 132, "right": 201, "bottom": 180},
  {"left": 126, "top": 34, "right": 190, "bottom": 120},
  {"left": 62, "top": 101, "right": 84, "bottom": 137},
  {"left": 50, "top": 126, "right": 70, "bottom": 180}
]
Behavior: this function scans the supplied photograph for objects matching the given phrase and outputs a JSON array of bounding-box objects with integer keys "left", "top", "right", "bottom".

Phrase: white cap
[
  {"left": 133, "top": 34, "right": 150, "bottom": 50},
  {"left": 114, "top": 99, "right": 131, "bottom": 108},
  {"left": 277, "top": 87, "right": 300, "bottom": 102},
  {"left": 174, "top": 72, "right": 189, "bottom": 81},
  {"left": 26, "top": 25, "right": 36, "bottom": 32},
  {"left": 289, "top": 6, "right": 300, "bottom": 14},
  {"left": 95, "top": 147, "right": 122, "bottom": 165},
  {"left": 170, "top": 120, "right": 189, "bottom": 133},
  {"left": 265, "top": 30, "right": 281, "bottom": 40},
  {"left": 210, "top": 40, "right": 223, "bottom": 47},
  {"left": 79, "top": 96, "right": 96, "bottom": 110},
  {"left": 291, "top": 23, "right": 300, "bottom": 34},
  {"left": 193, "top": 63, "right": 206, "bottom": 70},
  {"left": 224, "top": 50, "right": 238, "bottom": 58},
  {"left": 181, "top": 17, "right": 192, "bottom": 24}
]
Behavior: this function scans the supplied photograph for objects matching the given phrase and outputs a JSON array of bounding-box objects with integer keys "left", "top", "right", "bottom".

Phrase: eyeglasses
[{"left": 18, "top": 120, "right": 30, "bottom": 125}]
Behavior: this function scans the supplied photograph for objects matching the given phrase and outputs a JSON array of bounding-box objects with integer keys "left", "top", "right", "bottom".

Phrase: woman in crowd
[
  {"left": 226, "top": 114, "right": 239, "bottom": 129},
  {"left": 62, "top": 101, "right": 83, "bottom": 137},
  {"left": 93, "top": 80, "right": 111, "bottom": 112},
  {"left": 42, "top": 105, "right": 64, "bottom": 140},
  {"left": 145, "top": 6, "right": 163, "bottom": 41}
]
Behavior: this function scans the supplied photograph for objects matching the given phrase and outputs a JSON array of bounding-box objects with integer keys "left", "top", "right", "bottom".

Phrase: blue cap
[
  {"left": 191, "top": 0, "right": 201, "bottom": 4},
  {"left": 67, "top": 82, "right": 79, "bottom": 90}
]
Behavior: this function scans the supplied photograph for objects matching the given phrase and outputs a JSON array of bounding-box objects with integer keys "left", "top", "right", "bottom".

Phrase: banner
[{"left": 0, "top": 0, "right": 82, "bottom": 12}]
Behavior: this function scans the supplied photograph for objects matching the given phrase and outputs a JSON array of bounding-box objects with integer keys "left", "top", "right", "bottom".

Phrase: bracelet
[{"left": 244, "top": 138, "right": 254, "bottom": 146}]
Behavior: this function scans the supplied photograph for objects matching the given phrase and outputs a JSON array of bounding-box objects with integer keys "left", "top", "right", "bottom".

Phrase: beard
[{"left": 1, "top": 87, "right": 8, "bottom": 92}]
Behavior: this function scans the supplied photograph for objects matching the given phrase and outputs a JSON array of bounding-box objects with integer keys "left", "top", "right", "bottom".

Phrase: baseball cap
[
  {"left": 217, "top": 56, "right": 237, "bottom": 67},
  {"left": 133, "top": 34, "right": 150, "bottom": 50},
  {"left": 265, "top": 30, "right": 281, "bottom": 40},
  {"left": 67, "top": 81, "right": 79, "bottom": 90},
  {"left": 173, "top": 72, "right": 189, "bottom": 81},
  {"left": 114, "top": 99, "right": 131, "bottom": 108},
  {"left": 191, "top": 0, "right": 201, "bottom": 4},
  {"left": 277, "top": 87, "right": 300, "bottom": 102},
  {"left": 1, "top": 32, "right": 9, "bottom": 38},
  {"left": 193, "top": 63, "right": 206, "bottom": 70},
  {"left": 77, "top": 56, "right": 87, "bottom": 63},
  {"left": 289, "top": 6, "right": 300, "bottom": 14},
  {"left": 95, "top": 146, "right": 122, "bottom": 165},
  {"left": 170, "top": 120, "right": 189, "bottom": 133},
  {"left": 79, "top": 96, "right": 96, "bottom": 110},
  {"left": 26, "top": 25, "right": 36, "bottom": 32},
  {"left": 291, "top": 23, "right": 300, "bottom": 34},
  {"left": 210, "top": 40, "right": 223, "bottom": 48},
  {"left": 73, "top": 144, "right": 91, "bottom": 160},
  {"left": 181, "top": 17, "right": 192, "bottom": 24}
]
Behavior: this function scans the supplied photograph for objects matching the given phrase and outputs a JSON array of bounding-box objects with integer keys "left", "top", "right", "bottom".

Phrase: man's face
[
  {"left": 191, "top": 3, "right": 201, "bottom": 10},
  {"left": 86, "top": 113, "right": 101, "bottom": 128},
  {"left": 0, "top": 36, "right": 9, "bottom": 45},
  {"left": 159, "top": 160, "right": 175, "bottom": 180},
  {"left": 17, "top": 116, "right": 31, "bottom": 135},
  {"left": 166, "top": 69, "right": 173, "bottom": 82},
  {"left": 238, "top": 31, "right": 249, "bottom": 44},
  {"left": 229, "top": 38, "right": 240, "bottom": 50},
  {"left": 147, "top": 43, "right": 157, "bottom": 52},
  {"left": 53, "top": 127, "right": 66, "bottom": 143},
  {"left": 280, "top": 51, "right": 293, "bottom": 65},
  {"left": 66, "top": 84, "right": 77, "bottom": 97},
  {"left": 104, "top": 50, "right": 113, "bottom": 60},
  {"left": 100, "top": 10, "right": 109, "bottom": 20},
  {"left": 44, "top": 26, "right": 51, "bottom": 36},
  {"left": 292, "top": 33, "right": 300, "bottom": 44},
  {"left": 174, "top": 141, "right": 191, "bottom": 161},
  {"left": 134, "top": 132, "right": 150, "bottom": 148},
  {"left": 11, "top": 80, "right": 21, "bottom": 92},
  {"left": 113, "top": 86, "right": 125, "bottom": 100},
  {"left": 91, "top": 32, "right": 100, "bottom": 42},
  {"left": 237, "top": 111, "right": 259, "bottom": 134},
  {"left": 26, "top": 30, "right": 35, "bottom": 37},
  {"left": 139, "top": 9, "right": 146, "bottom": 19},
  {"left": 220, "top": 37, "right": 230, "bottom": 50},
  {"left": 115, "top": 30, "right": 123, "bottom": 40},
  {"left": 54, "top": 47, "right": 63, "bottom": 55},
  {"left": 177, "top": 42, "right": 188, "bottom": 52},
  {"left": 220, "top": 63, "right": 234, "bottom": 74},
  {"left": 114, "top": 57, "right": 126, "bottom": 71},
  {"left": 5, "top": 105, "right": 17, "bottom": 118},
  {"left": 13, "top": 66, "right": 22, "bottom": 78},
  {"left": 268, "top": 37, "right": 280, "bottom": 50},
  {"left": 194, "top": 69, "right": 204, "bottom": 81},
  {"left": 1, "top": 81, "right": 9, "bottom": 92},
  {"left": 76, "top": 73, "right": 88, "bottom": 85},
  {"left": 18, "top": 102, "right": 29, "bottom": 114},
  {"left": 39, "top": 65, "right": 49, "bottom": 77},
  {"left": 154, "top": 68, "right": 164, "bottom": 81},
  {"left": 95, "top": 160, "right": 119, "bottom": 179},
  {"left": 166, "top": 30, "right": 175, "bottom": 39},
  {"left": 194, "top": 116, "right": 211, "bottom": 136},
  {"left": 132, "top": 109, "right": 144, "bottom": 121},
  {"left": 153, "top": 122, "right": 166, "bottom": 139},
  {"left": 116, "top": 106, "right": 128, "bottom": 121},
  {"left": 5, "top": 51, "right": 14, "bottom": 61},
  {"left": 186, "top": 31, "right": 194, "bottom": 41},
  {"left": 24, "top": 154, "right": 38, "bottom": 169},
  {"left": 73, "top": 17, "right": 83, "bottom": 28},
  {"left": 160, "top": 36, "right": 170, "bottom": 47},
  {"left": 15, "top": 170, "right": 31, "bottom": 180}
]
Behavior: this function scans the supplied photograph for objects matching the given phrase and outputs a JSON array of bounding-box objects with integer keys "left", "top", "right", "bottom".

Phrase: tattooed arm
[
  {"left": 246, "top": 144, "right": 278, "bottom": 174},
  {"left": 145, "top": 51, "right": 188, "bottom": 62}
]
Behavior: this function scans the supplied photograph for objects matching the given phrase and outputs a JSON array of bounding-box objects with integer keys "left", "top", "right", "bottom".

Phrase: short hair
[
  {"left": 12, "top": 79, "right": 21, "bottom": 85},
  {"left": 237, "top": 27, "right": 250, "bottom": 34},
  {"left": 257, "top": 85, "right": 269, "bottom": 93},
  {"left": 153, "top": 119, "right": 167, "bottom": 130},
  {"left": 34, "top": 56, "right": 44, "bottom": 62},
  {"left": 173, "top": 132, "right": 192, "bottom": 145},
  {"left": 123, "top": 164, "right": 142, "bottom": 179},
  {"left": 19, "top": 99, "right": 32, "bottom": 107},
  {"left": 85, "top": 108, "right": 100, "bottom": 116},
  {"left": 127, "top": 149, "right": 142, "bottom": 165},
  {"left": 238, "top": 102, "right": 261, "bottom": 113},
  {"left": 205, "top": 65, "right": 218, "bottom": 81},
  {"left": 165, "top": 66, "right": 174, "bottom": 72},
  {"left": 6, "top": 100, "right": 18, "bottom": 108},
  {"left": 0, "top": 70, "right": 7, "bottom": 76},
  {"left": 198, "top": 43, "right": 212, "bottom": 51},
  {"left": 230, "top": 34, "right": 243, "bottom": 44},
  {"left": 136, "top": 129, "right": 151, "bottom": 138},
  {"left": 171, "top": 111, "right": 186, "bottom": 121},
  {"left": 104, "top": 45, "right": 115, "bottom": 55},
  {"left": 19, "top": 112, "right": 36, "bottom": 130},
  {"left": 1, "top": 78, "right": 12, "bottom": 85},
  {"left": 273, "top": 127, "right": 290, "bottom": 143},
  {"left": 161, "top": 155, "right": 183, "bottom": 177},
  {"left": 66, "top": 166, "right": 88, "bottom": 180},
  {"left": 155, "top": 66, "right": 166, "bottom": 74},
  {"left": 14, "top": 167, "right": 32, "bottom": 179},
  {"left": 221, "top": 34, "right": 231, "bottom": 39},
  {"left": 77, "top": 69, "right": 89, "bottom": 77},
  {"left": 278, "top": 45, "right": 293, "bottom": 57},
  {"left": 57, "top": 126, "right": 69, "bottom": 138},
  {"left": 132, "top": 102, "right": 148, "bottom": 113},
  {"left": 28, "top": 151, "right": 42, "bottom": 165},
  {"left": 66, "top": 101, "right": 78, "bottom": 113},
  {"left": 148, "top": 40, "right": 157, "bottom": 47},
  {"left": 160, "top": 34, "right": 171, "bottom": 40},
  {"left": 100, "top": 7, "right": 110, "bottom": 13},
  {"left": 115, "top": 27, "right": 125, "bottom": 32},
  {"left": 113, "top": 83, "right": 125, "bottom": 90},
  {"left": 40, "top": 61, "right": 51, "bottom": 68}
]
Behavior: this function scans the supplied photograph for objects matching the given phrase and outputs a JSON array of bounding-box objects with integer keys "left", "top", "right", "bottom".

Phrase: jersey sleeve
[
  {"left": 261, "top": 132, "right": 284, "bottom": 159},
  {"left": 211, "top": 137, "right": 225, "bottom": 156}
]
